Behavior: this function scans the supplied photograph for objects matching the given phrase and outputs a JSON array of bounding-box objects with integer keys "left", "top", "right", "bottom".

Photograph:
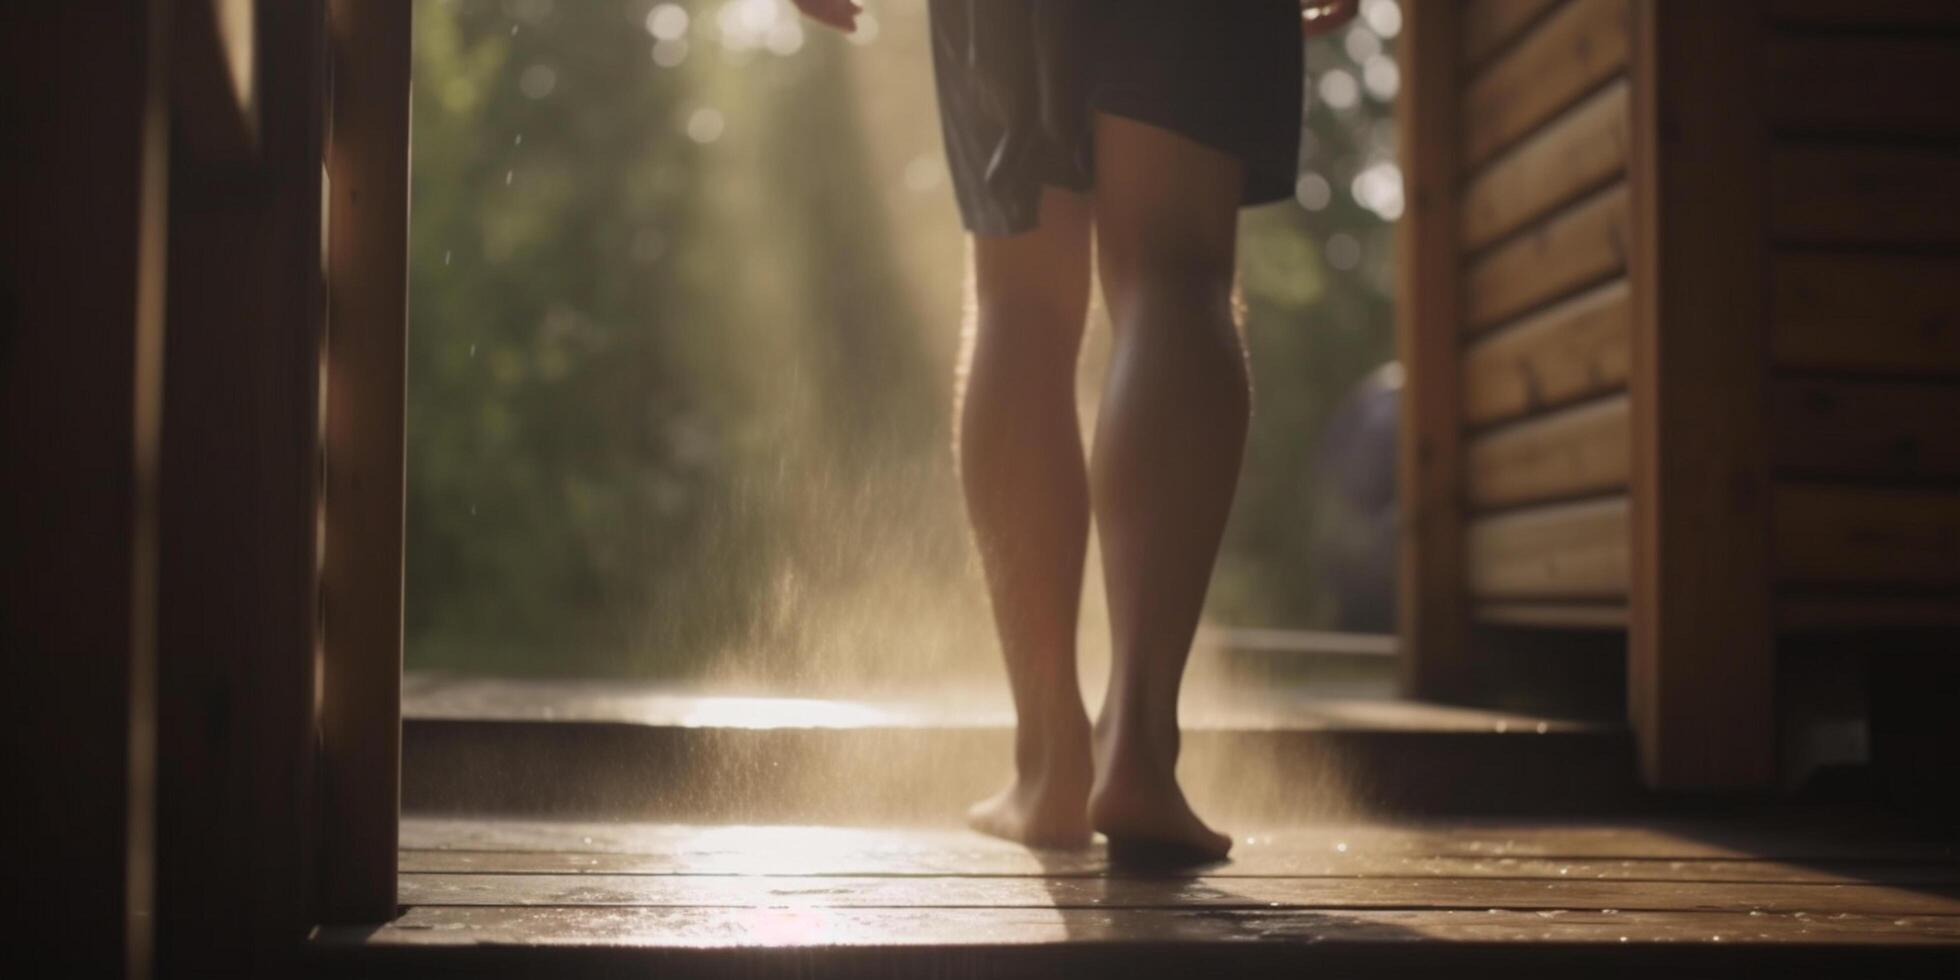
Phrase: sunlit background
[{"left": 406, "top": 0, "right": 1403, "bottom": 696}]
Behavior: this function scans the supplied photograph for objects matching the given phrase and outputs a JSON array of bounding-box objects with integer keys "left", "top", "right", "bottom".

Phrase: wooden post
[
  {"left": 153, "top": 0, "right": 334, "bottom": 970},
  {"left": 2, "top": 4, "right": 174, "bottom": 975},
  {"left": 1395, "top": 0, "right": 1471, "bottom": 700},
  {"left": 319, "top": 0, "right": 413, "bottom": 923},
  {"left": 1626, "top": 0, "right": 1776, "bottom": 789}
]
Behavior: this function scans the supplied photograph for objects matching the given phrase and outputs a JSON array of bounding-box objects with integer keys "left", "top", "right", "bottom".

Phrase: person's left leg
[
  {"left": 959, "top": 188, "right": 1097, "bottom": 848},
  {"left": 1085, "top": 113, "right": 1249, "bottom": 860}
]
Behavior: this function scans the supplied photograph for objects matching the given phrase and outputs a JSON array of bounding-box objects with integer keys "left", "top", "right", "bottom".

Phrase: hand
[
  {"left": 1300, "top": 0, "right": 1359, "bottom": 37},
  {"left": 791, "top": 0, "right": 863, "bottom": 33}
]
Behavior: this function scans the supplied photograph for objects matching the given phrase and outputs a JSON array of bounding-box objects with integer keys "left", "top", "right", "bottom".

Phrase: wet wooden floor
[{"left": 312, "top": 813, "right": 1960, "bottom": 977}]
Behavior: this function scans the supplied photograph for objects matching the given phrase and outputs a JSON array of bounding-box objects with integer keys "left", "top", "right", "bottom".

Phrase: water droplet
[
  {"left": 510, "top": 24, "right": 519, "bottom": 36},
  {"left": 1535, "top": 722, "right": 1549, "bottom": 734},
  {"left": 514, "top": 133, "right": 524, "bottom": 146},
  {"left": 469, "top": 343, "right": 477, "bottom": 357},
  {"left": 505, "top": 170, "right": 515, "bottom": 186},
  {"left": 1494, "top": 720, "right": 1510, "bottom": 734},
  {"left": 443, "top": 250, "right": 452, "bottom": 266},
  {"left": 1335, "top": 841, "right": 1348, "bottom": 853}
]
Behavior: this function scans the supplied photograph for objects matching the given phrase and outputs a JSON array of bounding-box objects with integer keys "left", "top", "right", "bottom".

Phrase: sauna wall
[
  {"left": 1455, "top": 0, "right": 1635, "bottom": 629},
  {"left": 1762, "top": 0, "right": 1960, "bottom": 631}
]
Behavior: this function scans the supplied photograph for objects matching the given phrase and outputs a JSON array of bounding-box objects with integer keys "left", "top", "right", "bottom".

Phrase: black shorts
[{"left": 929, "top": 0, "right": 1304, "bottom": 236}]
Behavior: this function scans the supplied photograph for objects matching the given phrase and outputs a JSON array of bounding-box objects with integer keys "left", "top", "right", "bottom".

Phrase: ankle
[
  {"left": 1093, "top": 702, "right": 1178, "bottom": 766},
  {"left": 1015, "top": 710, "right": 1090, "bottom": 777}
]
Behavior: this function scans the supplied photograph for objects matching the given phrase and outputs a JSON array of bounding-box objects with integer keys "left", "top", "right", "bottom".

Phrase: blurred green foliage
[{"left": 407, "top": 0, "right": 1398, "bottom": 680}]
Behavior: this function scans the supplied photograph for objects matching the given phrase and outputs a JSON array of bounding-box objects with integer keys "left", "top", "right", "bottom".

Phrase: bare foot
[
  {"left": 967, "top": 721, "right": 1093, "bottom": 849},
  {"left": 1089, "top": 724, "right": 1231, "bottom": 864}
]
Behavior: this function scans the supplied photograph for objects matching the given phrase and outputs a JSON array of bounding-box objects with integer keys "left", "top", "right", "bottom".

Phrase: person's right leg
[
  {"left": 1086, "top": 114, "right": 1249, "bottom": 860},
  {"left": 959, "top": 188, "right": 1096, "bottom": 848}
]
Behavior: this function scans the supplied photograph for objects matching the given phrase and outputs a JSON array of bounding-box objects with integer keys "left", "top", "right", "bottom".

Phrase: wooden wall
[
  {"left": 1457, "top": 0, "right": 1637, "bottom": 630},
  {"left": 1762, "top": 0, "right": 1960, "bottom": 631},
  {"left": 3, "top": 4, "right": 174, "bottom": 974},
  {"left": 1402, "top": 0, "right": 1960, "bottom": 786}
]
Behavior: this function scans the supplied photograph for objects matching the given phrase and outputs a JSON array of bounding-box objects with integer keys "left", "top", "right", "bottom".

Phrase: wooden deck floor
[{"left": 312, "top": 813, "right": 1960, "bottom": 977}]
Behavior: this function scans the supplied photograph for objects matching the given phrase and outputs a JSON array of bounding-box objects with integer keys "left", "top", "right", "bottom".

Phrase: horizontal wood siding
[
  {"left": 1767, "top": 0, "right": 1960, "bottom": 28},
  {"left": 1461, "top": 80, "right": 1631, "bottom": 252},
  {"left": 1771, "top": 379, "right": 1960, "bottom": 482},
  {"left": 1461, "top": 0, "right": 1631, "bottom": 169},
  {"left": 1467, "top": 496, "right": 1630, "bottom": 599},
  {"left": 1467, "top": 394, "right": 1630, "bottom": 508},
  {"left": 1460, "top": 0, "right": 1566, "bottom": 73},
  {"left": 1775, "top": 485, "right": 1960, "bottom": 587},
  {"left": 1451, "top": 0, "right": 1634, "bottom": 625},
  {"left": 1765, "top": 23, "right": 1960, "bottom": 624},
  {"left": 1778, "top": 595, "right": 1960, "bottom": 631},
  {"left": 1464, "top": 182, "right": 1630, "bottom": 332},
  {"left": 1462, "top": 279, "right": 1630, "bottom": 427},
  {"left": 1771, "top": 146, "right": 1960, "bottom": 246},
  {"left": 1767, "top": 38, "right": 1960, "bottom": 137},
  {"left": 1771, "top": 253, "right": 1960, "bottom": 377}
]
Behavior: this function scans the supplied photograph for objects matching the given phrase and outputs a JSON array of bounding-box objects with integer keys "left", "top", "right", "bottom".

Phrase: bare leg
[
  {"left": 959, "top": 189, "right": 1096, "bottom": 848},
  {"left": 1086, "top": 115, "right": 1248, "bottom": 860}
]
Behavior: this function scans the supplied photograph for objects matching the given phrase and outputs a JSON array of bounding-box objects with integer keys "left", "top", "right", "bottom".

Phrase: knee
[{"left": 1102, "top": 240, "right": 1237, "bottom": 336}]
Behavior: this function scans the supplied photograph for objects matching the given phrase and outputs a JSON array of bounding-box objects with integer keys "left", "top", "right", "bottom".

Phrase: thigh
[
  {"left": 970, "top": 188, "right": 1095, "bottom": 346},
  {"left": 1090, "top": 113, "right": 1245, "bottom": 317}
]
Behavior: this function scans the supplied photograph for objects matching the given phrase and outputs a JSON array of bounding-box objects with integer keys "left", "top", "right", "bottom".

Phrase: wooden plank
[
  {"left": 401, "top": 847, "right": 1960, "bottom": 885},
  {"left": 1475, "top": 601, "right": 1628, "bottom": 630},
  {"left": 1, "top": 4, "right": 173, "bottom": 973},
  {"left": 1626, "top": 0, "right": 1776, "bottom": 791},
  {"left": 1779, "top": 595, "right": 1960, "bottom": 631},
  {"left": 1466, "top": 496, "right": 1630, "bottom": 599},
  {"left": 395, "top": 872, "right": 1960, "bottom": 917},
  {"left": 1768, "top": 38, "right": 1960, "bottom": 138},
  {"left": 1771, "top": 252, "right": 1960, "bottom": 377},
  {"left": 355, "top": 905, "right": 1960, "bottom": 948},
  {"left": 172, "top": 0, "right": 259, "bottom": 163},
  {"left": 1463, "top": 182, "right": 1630, "bottom": 333},
  {"left": 1395, "top": 0, "right": 1472, "bottom": 699},
  {"left": 1467, "top": 393, "right": 1629, "bottom": 508},
  {"left": 1772, "top": 378, "right": 1960, "bottom": 481},
  {"left": 1460, "top": 0, "right": 1567, "bottom": 73},
  {"left": 1461, "top": 0, "right": 1629, "bottom": 169},
  {"left": 1462, "top": 278, "right": 1631, "bottom": 426},
  {"left": 1772, "top": 146, "right": 1960, "bottom": 246},
  {"left": 1775, "top": 484, "right": 1960, "bottom": 587},
  {"left": 1768, "top": 0, "right": 1960, "bottom": 28},
  {"left": 319, "top": 0, "right": 413, "bottom": 924},
  {"left": 1461, "top": 80, "right": 1631, "bottom": 252}
]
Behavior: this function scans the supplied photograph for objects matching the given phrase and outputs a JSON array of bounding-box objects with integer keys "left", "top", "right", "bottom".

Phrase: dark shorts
[{"left": 929, "top": 0, "right": 1304, "bottom": 236}]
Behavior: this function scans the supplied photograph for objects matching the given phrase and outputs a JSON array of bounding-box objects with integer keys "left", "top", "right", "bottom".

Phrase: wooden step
[{"left": 401, "top": 676, "right": 1642, "bottom": 822}]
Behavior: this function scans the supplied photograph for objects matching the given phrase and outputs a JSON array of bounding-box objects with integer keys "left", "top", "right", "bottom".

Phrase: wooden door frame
[
  {"left": 318, "top": 0, "right": 413, "bottom": 923},
  {"left": 1624, "top": 0, "right": 1776, "bottom": 789}
]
